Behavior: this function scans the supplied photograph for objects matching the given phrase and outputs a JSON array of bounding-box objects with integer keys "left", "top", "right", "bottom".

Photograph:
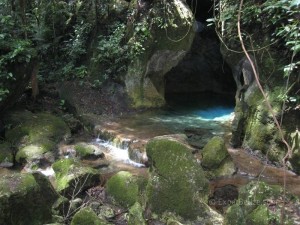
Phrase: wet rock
[
  {"left": 52, "top": 158, "right": 100, "bottom": 196},
  {"left": 5, "top": 110, "right": 71, "bottom": 167},
  {"left": 106, "top": 171, "right": 144, "bottom": 207},
  {"left": 74, "top": 142, "right": 104, "bottom": 160},
  {"left": 201, "top": 136, "right": 229, "bottom": 169},
  {"left": 0, "top": 172, "right": 59, "bottom": 225},
  {"left": 184, "top": 127, "right": 214, "bottom": 149},
  {"left": 71, "top": 207, "right": 108, "bottom": 225},
  {"left": 128, "top": 140, "right": 148, "bottom": 164},
  {"left": 146, "top": 137, "right": 209, "bottom": 219}
]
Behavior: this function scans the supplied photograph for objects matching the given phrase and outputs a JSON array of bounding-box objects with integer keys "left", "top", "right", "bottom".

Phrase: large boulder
[
  {"left": 0, "top": 172, "right": 59, "bottom": 225},
  {"left": 145, "top": 137, "right": 209, "bottom": 219},
  {"left": 125, "top": 0, "right": 195, "bottom": 107}
]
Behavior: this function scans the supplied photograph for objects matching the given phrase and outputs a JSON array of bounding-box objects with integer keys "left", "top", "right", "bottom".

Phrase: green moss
[
  {"left": 52, "top": 159, "right": 100, "bottom": 195},
  {"left": 0, "top": 173, "right": 58, "bottom": 225},
  {"left": 5, "top": 111, "right": 71, "bottom": 164},
  {"left": 128, "top": 202, "right": 146, "bottom": 225},
  {"left": 146, "top": 138, "right": 209, "bottom": 219},
  {"left": 225, "top": 180, "right": 298, "bottom": 225},
  {"left": 239, "top": 181, "right": 281, "bottom": 214},
  {"left": 16, "top": 144, "right": 50, "bottom": 163},
  {"left": 106, "top": 171, "right": 139, "bottom": 207},
  {"left": 74, "top": 143, "right": 95, "bottom": 158},
  {"left": 245, "top": 87, "right": 263, "bottom": 107},
  {"left": 71, "top": 207, "right": 107, "bottom": 225},
  {"left": 246, "top": 205, "right": 269, "bottom": 225},
  {"left": 125, "top": 0, "right": 195, "bottom": 108},
  {"left": 207, "top": 157, "right": 236, "bottom": 179},
  {"left": 201, "top": 136, "right": 229, "bottom": 169},
  {"left": 224, "top": 205, "right": 246, "bottom": 225}
]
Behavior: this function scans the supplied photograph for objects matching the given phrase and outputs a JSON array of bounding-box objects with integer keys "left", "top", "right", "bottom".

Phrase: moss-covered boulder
[
  {"left": 71, "top": 207, "right": 108, "bottom": 225},
  {"left": 201, "top": 136, "right": 229, "bottom": 169},
  {"left": 0, "top": 172, "right": 59, "bottom": 225},
  {"left": 5, "top": 110, "right": 71, "bottom": 166},
  {"left": 125, "top": 0, "right": 195, "bottom": 108},
  {"left": 224, "top": 181, "right": 295, "bottom": 225},
  {"left": 52, "top": 158, "right": 100, "bottom": 196},
  {"left": 0, "top": 141, "right": 14, "bottom": 167},
  {"left": 106, "top": 171, "right": 144, "bottom": 207},
  {"left": 74, "top": 142, "right": 104, "bottom": 160},
  {"left": 146, "top": 137, "right": 209, "bottom": 219},
  {"left": 128, "top": 202, "right": 146, "bottom": 225}
]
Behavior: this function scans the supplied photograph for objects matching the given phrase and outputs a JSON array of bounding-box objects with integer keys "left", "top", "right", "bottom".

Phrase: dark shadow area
[{"left": 165, "top": 0, "right": 236, "bottom": 105}]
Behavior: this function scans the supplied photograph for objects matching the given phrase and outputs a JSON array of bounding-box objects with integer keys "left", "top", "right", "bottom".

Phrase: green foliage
[
  {"left": 0, "top": 1, "right": 36, "bottom": 102},
  {"left": 92, "top": 22, "right": 129, "bottom": 83},
  {"left": 211, "top": 0, "right": 299, "bottom": 109},
  {"left": 129, "top": 21, "right": 151, "bottom": 58}
]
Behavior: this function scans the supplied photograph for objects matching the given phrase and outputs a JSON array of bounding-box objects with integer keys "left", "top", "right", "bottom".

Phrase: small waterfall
[{"left": 94, "top": 138, "right": 145, "bottom": 168}]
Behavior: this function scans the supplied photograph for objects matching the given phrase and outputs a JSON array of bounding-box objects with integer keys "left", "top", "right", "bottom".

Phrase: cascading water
[{"left": 94, "top": 138, "right": 145, "bottom": 167}]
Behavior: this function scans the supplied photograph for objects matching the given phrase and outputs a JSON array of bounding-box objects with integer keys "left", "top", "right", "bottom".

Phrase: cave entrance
[{"left": 164, "top": 0, "right": 236, "bottom": 119}]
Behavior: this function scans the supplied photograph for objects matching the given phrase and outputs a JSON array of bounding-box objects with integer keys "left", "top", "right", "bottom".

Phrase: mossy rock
[
  {"left": 74, "top": 142, "right": 104, "bottom": 159},
  {"left": 0, "top": 172, "right": 59, "bottom": 225},
  {"left": 246, "top": 205, "right": 269, "bottom": 225},
  {"left": 224, "top": 181, "right": 295, "bottom": 225},
  {"left": 238, "top": 181, "right": 281, "bottom": 214},
  {"left": 146, "top": 137, "right": 209, "bottom": 219},
  {"left": 16, "top": 142, "right": 55, "bottom": 163},
  {"left": 206, "top": 157, "right": 236, "bottom": 179},
  {"left": 128, "top": 202, "right": 146, "bottom": 225},
  {"left": 52, "top": 158, "right": 100, "bottom": 196},
  {"left": 71, "top": 207, "right": 108, "bottom": 225},
  {"left": 0, "top": 142, "right": 14, "bottom": 167},
  {"left": 5, "top": 111, "right": 71, "bottom": 143},
  {"left": 201, "top": 136, "right": 229, "bottom": 169},
  {"left": 106, "top": 171, "right": 141, "bottom": 207},
  {"left": 5, "top": 111, "right": 71, "bottom": 164},
  {"left": 224, "top": 205, "right": 246, "bottom": 225}
]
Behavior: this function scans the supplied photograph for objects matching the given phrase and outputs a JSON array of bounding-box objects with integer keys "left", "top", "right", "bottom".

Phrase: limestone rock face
[
  {"left": 221, "top": 38, "right": 300, "bottom": 173},
  {"left": 146, "top": 137, "right": 209, "bottom": 219},
  {"left": 0, "top": 172, "right": 59, "bottom": 225},
  {"left": 125, "top": 0, "right": 195, "bottom": 107}
]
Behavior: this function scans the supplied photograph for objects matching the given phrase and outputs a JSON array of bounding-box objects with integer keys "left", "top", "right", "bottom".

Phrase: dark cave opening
[{"left": 164, "top": 0, "right": 236, "bottom": 107}]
